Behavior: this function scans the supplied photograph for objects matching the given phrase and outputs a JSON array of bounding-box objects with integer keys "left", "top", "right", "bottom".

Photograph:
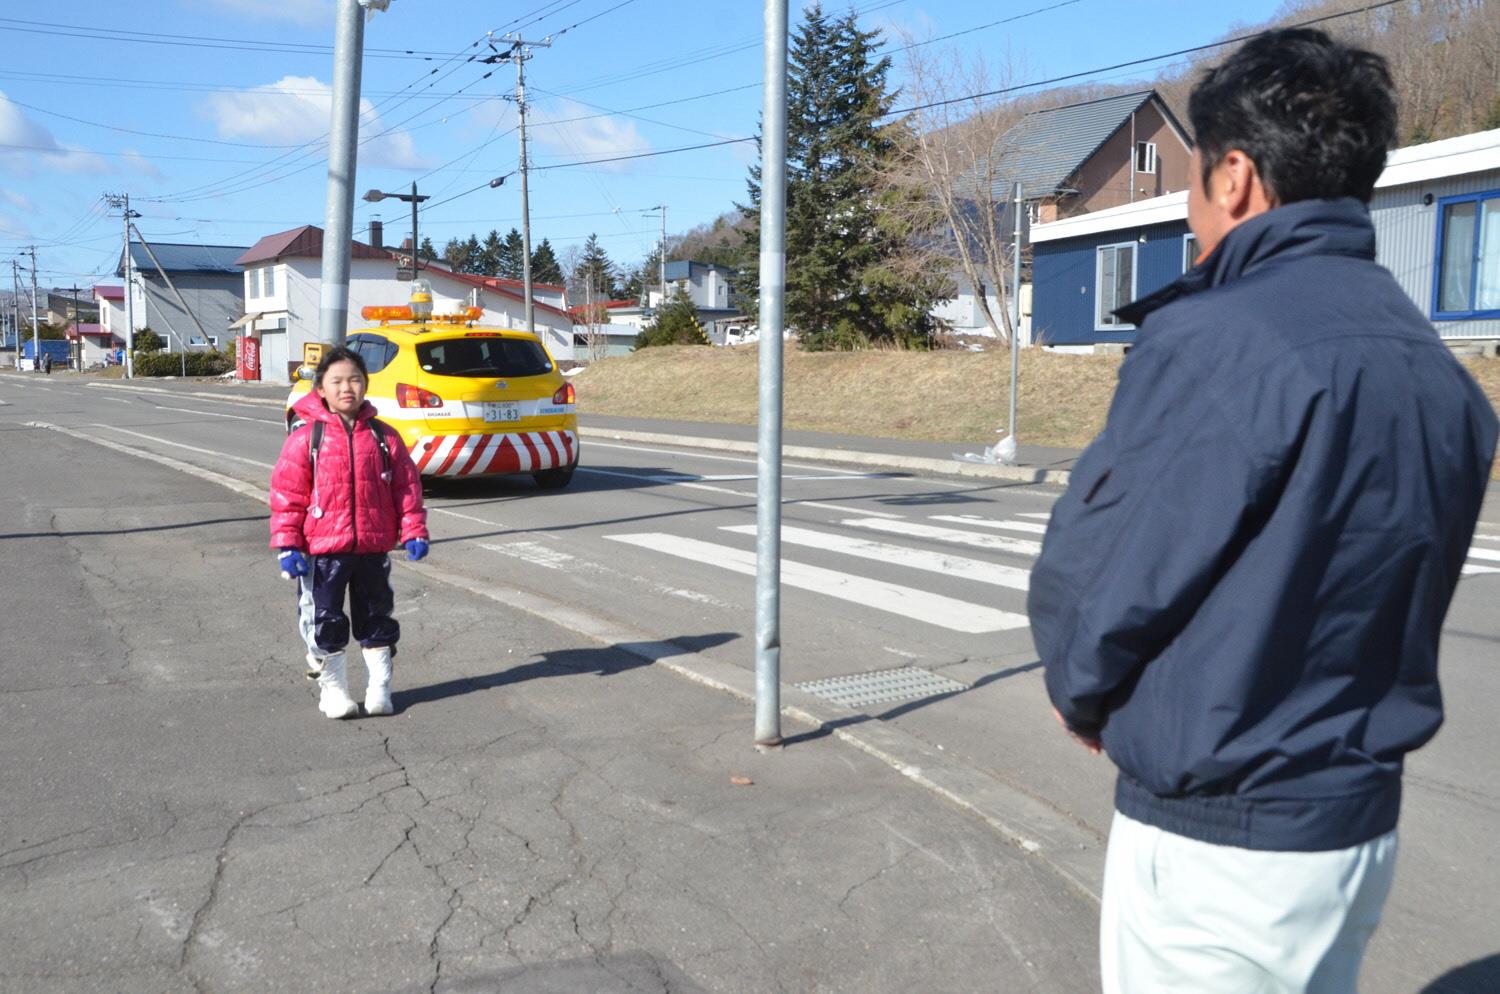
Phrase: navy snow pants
[{"left": 296, "top": 553, "right": 399, "bottom": 657}]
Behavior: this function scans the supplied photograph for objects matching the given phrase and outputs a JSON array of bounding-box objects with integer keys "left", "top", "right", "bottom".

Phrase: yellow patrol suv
[{"left": 287, "top": 281, "right": 578, "bottom": 489}]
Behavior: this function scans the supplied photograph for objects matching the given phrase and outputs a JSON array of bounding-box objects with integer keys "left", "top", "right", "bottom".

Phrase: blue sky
[{"left": 0, "top": 0, "right": 1287, "bottom": 293}]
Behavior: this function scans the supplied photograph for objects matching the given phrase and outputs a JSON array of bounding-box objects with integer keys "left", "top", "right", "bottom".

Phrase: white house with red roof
[
  {"left": 93, "top": 284, "right": 127, "bottom": 339},
  {"left": 65, "top": 322, "right": 123, "bottom": 367},
  {"left": 233, "top": 225, "right": 573, "bottom": 381}
]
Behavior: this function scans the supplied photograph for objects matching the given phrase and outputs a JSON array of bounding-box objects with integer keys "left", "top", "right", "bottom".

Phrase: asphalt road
[{"left": 3, "top": 370, "right": 1497, "bottom": 993}]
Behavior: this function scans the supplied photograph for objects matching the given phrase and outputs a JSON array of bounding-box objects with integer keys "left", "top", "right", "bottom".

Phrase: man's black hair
[
  {"left": 313, "top": 345, "right": 368, "bottom": 387},
  {"left": 1189, "top": 28, "right": 1397, "bottom": 204}
]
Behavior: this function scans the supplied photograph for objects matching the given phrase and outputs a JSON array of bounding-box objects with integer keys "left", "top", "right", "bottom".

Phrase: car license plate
[{"left": 482, "top": 402, "right": 520, "bottom": 423}]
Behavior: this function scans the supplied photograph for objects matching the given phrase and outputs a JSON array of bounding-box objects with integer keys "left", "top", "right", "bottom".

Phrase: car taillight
[
  {"left": 396, "top": 383, "right": 443, "bottom": 408},
  {"left": 552, "top": 382, "right": 575, "bottom": 405}
]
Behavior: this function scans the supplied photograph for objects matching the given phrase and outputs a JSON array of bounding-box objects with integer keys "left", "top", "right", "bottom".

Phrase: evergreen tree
[
  {"left": 571, "top": 233, "right": 618, "bottom": 300},
  {"left": 461, "top": 235, "right": 483, "bottom": 274},
  {"left": 739, "top": 3, "right": 941, "bottom": 348},
  {"left": 498, "top": 228, "right": 526, "bottom": 280},
  {"left": 531, "top": 238, "right": 564, "bottom": 286},
  {"left": 441, "top": 237, "right": 468, "bottom": 272},
  {"left": 478, "top": 230, "right": 505, "bottom": 277},
  {"left": 418, "top": 236, "right": 438, "bottom": 262},
  {"left": 635, "top": 285, "right": 708, "bottom": 348},
  {"left": 623, "top": 245, "right": 663, "bottom": 303}
]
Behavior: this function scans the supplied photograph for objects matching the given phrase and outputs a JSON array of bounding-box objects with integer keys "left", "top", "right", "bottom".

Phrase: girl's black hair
[{"left": 313, "top": 345, "right": 368, "bottom": 387}]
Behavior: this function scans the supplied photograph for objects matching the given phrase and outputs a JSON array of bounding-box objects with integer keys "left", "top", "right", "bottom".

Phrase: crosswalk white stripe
[
  {"left": 606, "top": 533, "right": 1029, "bottom": 633},
  {"left": 1017, "top": 512, "right": 1053, "bottom": 521},
  {"left": 1467, "top": 546, "right": 1500, "bottom": 563},
  {"left": 842, "top": 517, "right": 1043, "bottom": 557},
  {"left": 1461, "top": 564, "right": 1500, "bottom": 576},
  {"left": 721, "top": 524, "right": 1031, "bottom": 592},
  {"left": 931, "top": 514, "right": 1049, "bottom": 535}
]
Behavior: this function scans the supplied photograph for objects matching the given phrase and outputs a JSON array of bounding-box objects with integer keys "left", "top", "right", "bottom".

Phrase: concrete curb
[
  {"left": 581, "top": 427, "right": 1073, "bottom": 486},
  {"left": 30, "top": 415, "right": 1104, "bottom": 904}
]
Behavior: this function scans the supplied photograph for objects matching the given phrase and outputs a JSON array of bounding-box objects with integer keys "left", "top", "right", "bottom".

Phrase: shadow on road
[
  {"left": 781, "top": 660, "right": 1043, "bottom": 747},
  {"left": 393, "top": 632, "right": 739, "bottom": 712},
  {"left": 1419, "top": 954, "right": 1500, "bottom": 993}
]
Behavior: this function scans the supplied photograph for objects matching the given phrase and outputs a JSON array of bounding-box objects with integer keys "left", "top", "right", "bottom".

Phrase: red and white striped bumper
[{"left": 412, "top": 430, "right": 577, "bottom": 477}]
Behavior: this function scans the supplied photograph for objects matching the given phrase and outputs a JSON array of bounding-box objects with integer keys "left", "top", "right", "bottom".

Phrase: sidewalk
[{"left": 0, "top": 421, "right": 1100, "bottom": 993}]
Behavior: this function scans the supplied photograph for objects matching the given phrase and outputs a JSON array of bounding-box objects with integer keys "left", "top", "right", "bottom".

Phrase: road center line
[{"left": 150, "top": 403, "right": 282, "bottom": 425}]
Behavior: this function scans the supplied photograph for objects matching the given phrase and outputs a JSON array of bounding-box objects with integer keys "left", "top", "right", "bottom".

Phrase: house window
[
  {"left": 1096, "top": 242, "right": 1137, "bottom": 328},
  {"left": 245, "top": 272, "right": 256, "bottom": 300},
  {"left": 1183, "top": 233, "right": 1199, "bottom": 272},
  {"left": 1433, "top": 190, "right": 1500, "bottom": 318},
  {"left": 1135, "top": 141, "right": 1157, "bottom": 175},
  {"left": 261, "top": 266, "right": 275, "bottom": 298}
]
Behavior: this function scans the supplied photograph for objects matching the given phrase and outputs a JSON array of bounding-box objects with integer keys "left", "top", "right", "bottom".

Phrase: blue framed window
[
  {"left": 1182, "top": 233, "right": 1199, "bottom": 272},
  {"left": 1096, "top": 242, "right": 1137, "bottom": 329},
  {"left": 1432, "top": 189, "right": 1500, "bottom": 319}
]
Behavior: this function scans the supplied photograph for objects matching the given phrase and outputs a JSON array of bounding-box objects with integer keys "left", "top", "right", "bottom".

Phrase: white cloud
[
  {"left": 0, "top": 91, "right": 110, "bottom": 176},
  {"left": 1, "top": 190, "right": 35, "bottom": 212},
  {"left": 201, "top": 75, "right": 431, "bottom": 169},
  {"left": 122, "top": 150, "right": 165, "bottom": 181},
  {"left": 0, "top": 212, "right": 31, "bottom": 239},
  {"left": 528, "top": 98, "right": 652, "bottom": 172},
  {"left": 184, "top": 0, "right": 334, "bottom": 27},
  {"left": 202, "top": 76, "right": 432, "bottom": 170}
]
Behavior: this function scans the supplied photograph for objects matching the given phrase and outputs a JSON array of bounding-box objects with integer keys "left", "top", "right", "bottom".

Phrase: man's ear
[{"left": 1218, "top": 149, "right": 1275, "bottom": 218}]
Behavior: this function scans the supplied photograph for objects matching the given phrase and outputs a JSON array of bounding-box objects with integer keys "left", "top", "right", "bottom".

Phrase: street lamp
[{"left": 363, "top": 182, "right": 429, "bottom": 275}]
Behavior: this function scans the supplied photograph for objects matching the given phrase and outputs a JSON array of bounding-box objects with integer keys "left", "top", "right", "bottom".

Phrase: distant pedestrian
[
  {"left": 1028, "top": 28, "right": 1497, "bottom": 994},
  {"left": 42, "top": 353, "right": 51, "bottom": 374},
  {"left": 269, "top": 345, "right": 429, "bottom": 719}
]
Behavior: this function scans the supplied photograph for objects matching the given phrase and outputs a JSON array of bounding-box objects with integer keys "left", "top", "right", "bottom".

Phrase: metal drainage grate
[{"left": 796, "top": 666, "right": 967, "bottom": 711}]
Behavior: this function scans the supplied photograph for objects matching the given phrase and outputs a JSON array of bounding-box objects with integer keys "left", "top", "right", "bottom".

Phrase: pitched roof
[
  {"left": 437, "top": 269, "right": 573, "bottom": 320},
  {"left": 119, "top": 241, "right": 249, "bottom": 276},
  {"left": 988, "top": 90, "right": 1187, "bottom": 200},
  {"left": 235, "top": 225, "right": 391, "bottom": 266}
]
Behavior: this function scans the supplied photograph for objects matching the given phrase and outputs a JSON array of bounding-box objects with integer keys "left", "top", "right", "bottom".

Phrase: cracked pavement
[{"left": 0, "top": 423, "right": 1099, "bottom": 991}]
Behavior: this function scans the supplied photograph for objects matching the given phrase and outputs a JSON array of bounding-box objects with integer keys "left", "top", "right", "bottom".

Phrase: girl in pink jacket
[{"left": 269, "top": 346, "right": 429, "bottom": 719}]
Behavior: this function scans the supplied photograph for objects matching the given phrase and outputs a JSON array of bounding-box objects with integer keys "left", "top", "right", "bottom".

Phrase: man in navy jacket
[{"left": 1028, "top": 28, "right": 1497, "bottom": 994}]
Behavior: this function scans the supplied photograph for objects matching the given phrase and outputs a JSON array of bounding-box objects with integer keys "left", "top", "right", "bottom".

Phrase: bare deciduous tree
[{"left": 884, "top": 42, "right": 1028, "bottom": 345}]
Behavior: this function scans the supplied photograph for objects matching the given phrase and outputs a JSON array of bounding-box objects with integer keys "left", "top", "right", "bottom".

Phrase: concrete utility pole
[
  {"left": 753, "top": 0, "right": 790, "bottom": 749},
  {"left": 62, "top": 285, "right": 84, "bottom": 369},
  {"left": 319, "top": 0, "right": 367, "bottom": 348},
  {"left": 106, "top": 193, "right": 140, "bottom": 377},
  {"left": 27, "top": 246, "right": 40, "bottom": 372},
  {"left": 500, "top": 33, "right": 551, "bottom": 335},
  {"left": 10, "top": 259, "right": 20, "bottom": 369}
]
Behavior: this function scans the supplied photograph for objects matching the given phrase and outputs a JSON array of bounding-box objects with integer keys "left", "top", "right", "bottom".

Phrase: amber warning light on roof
[{"left": 360, "top": 305, "right": 484, "bottom": 325}]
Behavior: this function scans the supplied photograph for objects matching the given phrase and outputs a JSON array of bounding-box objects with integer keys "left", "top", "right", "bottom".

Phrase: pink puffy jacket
[{"left": 269, "top": 391, "right": 428, "bottom": 555}]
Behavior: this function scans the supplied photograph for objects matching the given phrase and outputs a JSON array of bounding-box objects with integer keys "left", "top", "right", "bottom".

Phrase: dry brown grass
[
  {"left": 578, "top": 346, "right": 1500, "bottom": 478},
  {"left": 574, "top": 344, "right": 1121, "bottom": 447}
]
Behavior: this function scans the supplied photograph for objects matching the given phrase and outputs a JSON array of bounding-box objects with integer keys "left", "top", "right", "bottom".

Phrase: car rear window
[{"left": 417, "top": 336, "right": 553, "bottom": 377}]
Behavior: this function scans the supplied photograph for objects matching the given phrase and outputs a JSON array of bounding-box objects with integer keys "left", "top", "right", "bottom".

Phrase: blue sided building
[{"left": 1029, "top": 128, "right": 1500, "bottom": 353}]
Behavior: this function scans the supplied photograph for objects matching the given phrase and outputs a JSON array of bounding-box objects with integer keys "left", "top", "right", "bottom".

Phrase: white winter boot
[
  {"left": 362, "top": 645, "right": 394, "bottom": 716},
  {"left": 314, "top": 651, "right": 359, "bottom": 719}
]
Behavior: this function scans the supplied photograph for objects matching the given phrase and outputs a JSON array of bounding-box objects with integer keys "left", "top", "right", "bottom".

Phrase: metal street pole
[
  {"left": 319, "top": 0, "right": 366, "bottom": 348},
  {"left": 753, "top": 0, "right": 789, "bottom": 749},
  {"left": 506, "top": 34, "right": 551, "bottom": 335},
  {"left": 10, "top": 259, "right": 19, "bottom": 369},
  {"left": 1008, "top": 182, "right": 1023, "bottom": 447},
  {"left": 410, "top": 181, "right": 421, "bottom": 272}
]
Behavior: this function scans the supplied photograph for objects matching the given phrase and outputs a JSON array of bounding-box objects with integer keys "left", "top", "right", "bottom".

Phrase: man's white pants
[{"left": 1101, "top": 811, "right": 1397, "bottom": 994}]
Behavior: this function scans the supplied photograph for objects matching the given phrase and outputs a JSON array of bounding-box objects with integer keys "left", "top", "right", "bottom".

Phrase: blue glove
[
  {"left": 404, "top": 539, "right": 429, "bottom": 562},
  {"left": 278, "top": 548, "right": 309, "bottom": 579}
]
